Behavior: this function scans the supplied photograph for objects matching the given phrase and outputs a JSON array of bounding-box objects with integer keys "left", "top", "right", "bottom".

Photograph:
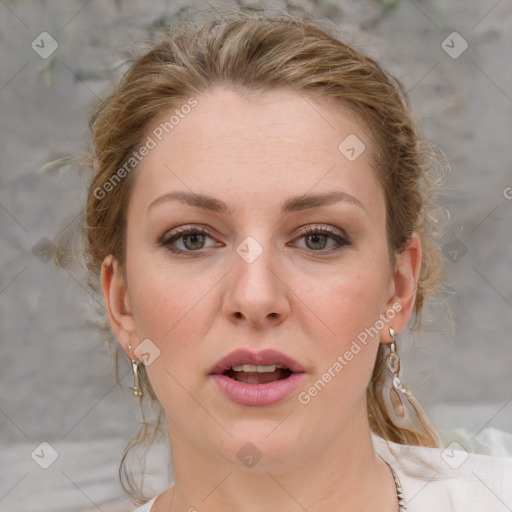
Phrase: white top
[
  {"left": 133, "top": 433, "right": 512, "bottom": 512},
  {"left": 134, "top": 497, "right": 156, "bottom": 512}
]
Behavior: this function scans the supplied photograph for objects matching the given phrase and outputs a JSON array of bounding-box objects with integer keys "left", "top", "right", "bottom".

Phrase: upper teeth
[{"left": 231, "top": 364, "right": 287, "bottom": 373}]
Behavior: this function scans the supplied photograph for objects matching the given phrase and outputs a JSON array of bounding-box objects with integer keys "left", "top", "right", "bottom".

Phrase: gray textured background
[{"left": 1, "top": 0, "right": 511, "bottom": 510}]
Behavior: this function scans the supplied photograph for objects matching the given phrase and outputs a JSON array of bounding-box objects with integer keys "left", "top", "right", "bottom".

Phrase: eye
[
  {"left": 293, "top": 225, "right": 351, "bottom": 254},
  {"left": 159, "top": 226, "right": 220, "bottom": 254},
  {"left": 158, "top": 224, "right": 351, "bottom": 256}
]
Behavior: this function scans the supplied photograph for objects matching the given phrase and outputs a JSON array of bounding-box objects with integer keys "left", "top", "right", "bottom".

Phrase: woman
[{"left": 82, "top": 9, "right": 512, "bottom": 512}]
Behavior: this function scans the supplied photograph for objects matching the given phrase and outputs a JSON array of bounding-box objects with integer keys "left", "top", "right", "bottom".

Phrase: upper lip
[{"left": 209, "top": 348, "right": 306, "bottom": 375}]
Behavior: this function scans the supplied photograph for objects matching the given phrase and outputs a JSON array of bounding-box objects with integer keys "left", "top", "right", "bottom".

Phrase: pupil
[
  {"left": 307, "top": 234, "right": 326, "bottom": 250},
  {"left": 184, "top": 233, "right": 204, "bottom": 250}
]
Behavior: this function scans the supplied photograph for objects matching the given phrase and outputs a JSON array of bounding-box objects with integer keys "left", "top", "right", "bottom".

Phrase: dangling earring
[
  {"left": 128, "top": 342, "right": 142, "bottom": 398},
  {"left": 382, "top": 328, "right": 431, "bottom": 433}
]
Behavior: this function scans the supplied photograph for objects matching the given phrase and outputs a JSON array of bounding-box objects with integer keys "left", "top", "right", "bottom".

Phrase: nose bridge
[{"left": 224, "top": 233, "right": 289, "bottom": 326}]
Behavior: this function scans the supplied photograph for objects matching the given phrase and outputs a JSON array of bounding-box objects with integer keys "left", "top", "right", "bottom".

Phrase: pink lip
[
  {"left": 208, "top": 348, "right": 306, "bottom": 407},
  {"left": 209, "top": 348, "right": 306, "bottom": 375},
  {"left": 210, "top": 373, "right": 305, "bottom": 407}
]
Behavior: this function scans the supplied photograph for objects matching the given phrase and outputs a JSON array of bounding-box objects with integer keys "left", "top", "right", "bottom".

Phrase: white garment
[
  {"left": 374, "top": 434, "right": 512, "bottom": 511},
  {"left": 132, "top": 434, "right": 512, "bottom": 512},
  {"left": 133, "top": 496, "right": 156, "bottom": 512}
]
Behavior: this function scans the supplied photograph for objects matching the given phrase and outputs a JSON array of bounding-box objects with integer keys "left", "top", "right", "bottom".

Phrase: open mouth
[
  {"left": 210, "top": 352, "right": 306, "bottom": 406},
  {"left": 223, "top": 364, "right": 293, "bottom": 384}
]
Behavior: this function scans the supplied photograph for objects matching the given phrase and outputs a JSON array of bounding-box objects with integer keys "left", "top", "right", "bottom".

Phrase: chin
[{"left": 213, "top": 423, "right": 305, "bottom": 469}]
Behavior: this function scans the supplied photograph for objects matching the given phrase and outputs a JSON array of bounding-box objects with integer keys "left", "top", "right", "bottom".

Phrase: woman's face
[{"left": 103, "top": 86, "right": 417, "bottom": 469}]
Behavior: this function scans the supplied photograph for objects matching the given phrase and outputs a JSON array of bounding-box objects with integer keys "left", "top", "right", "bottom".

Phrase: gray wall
[{"left": 1, "top": 1, "right": 511, "bottom": 510}]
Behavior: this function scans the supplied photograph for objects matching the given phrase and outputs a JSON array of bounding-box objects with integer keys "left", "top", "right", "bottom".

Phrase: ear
[
  {"left": 380, "top": 232, "right": 422, "bottom": 343},
  {"left": 101, "top": 254, "right": 138, "bottom": 360}
]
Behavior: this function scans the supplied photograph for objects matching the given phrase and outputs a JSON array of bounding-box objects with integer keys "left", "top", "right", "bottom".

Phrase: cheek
[
  {"left": 289, "top": 268, "right": 388, "bottom": 438},
  {"left": 125, "top": 250, "right": 222, "bottom": 383},
  {"left": 125, "top": 231, "right": 213, "bottom": 332},
  {"left": 127, "top": 263, "right": 216, "bottom": 345},
  {"left": 312, "top": 259, "right": 390, "bottom": 343},
  {"left": 125, "top": 260, "right": 218, "bottom": 414},
  {"left": 305, "top": 259, "right": 391, "bottom": 389}
]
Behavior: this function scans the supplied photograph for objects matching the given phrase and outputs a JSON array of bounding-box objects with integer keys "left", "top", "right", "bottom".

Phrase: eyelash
[{"left": 158, "top": 224, "right": 351, "bottom": 256}]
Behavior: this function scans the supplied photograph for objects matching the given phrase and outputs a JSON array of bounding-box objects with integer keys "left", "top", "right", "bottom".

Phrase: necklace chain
[
  {"left": 380, "top": 457, "right": 408, "bottom": 512},
  {"left": 166, "top": 460, "right": 407, "bottom": 512}
]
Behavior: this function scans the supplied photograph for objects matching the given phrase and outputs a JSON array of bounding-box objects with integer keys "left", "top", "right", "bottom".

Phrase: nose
[{"left": 222, "top": 239, "right": 290, "bottom": 329}]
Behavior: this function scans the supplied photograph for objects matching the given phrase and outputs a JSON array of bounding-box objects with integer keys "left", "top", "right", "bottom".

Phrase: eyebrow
[{"left": 147, "top": 190, "right": 367, "bottom": 215}]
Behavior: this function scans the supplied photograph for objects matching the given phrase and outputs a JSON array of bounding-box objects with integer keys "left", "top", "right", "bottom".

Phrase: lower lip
[{"left": 210, "top": 373, "right": 305, "bottom": 406}]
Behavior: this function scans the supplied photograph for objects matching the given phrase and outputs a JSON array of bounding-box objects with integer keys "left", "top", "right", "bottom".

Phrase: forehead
[
  {"left": 129, "top": 86, "right": 383, "bottom": 215},
  {"left": 146, "top": 86, "right": 373, "bottom": 161}
]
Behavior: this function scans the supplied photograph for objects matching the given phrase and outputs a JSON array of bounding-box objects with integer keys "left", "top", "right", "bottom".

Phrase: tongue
[{"left": 229, "top": 369, "right": 291, "bottom": 384}]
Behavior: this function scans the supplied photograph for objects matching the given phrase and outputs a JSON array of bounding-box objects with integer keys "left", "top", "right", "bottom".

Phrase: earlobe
[
  {"left": 381, "top": 233, "right": 422, "bottom": 340},
  {"left": 100, "top": 255, "right": 137, "bottom": 356}
]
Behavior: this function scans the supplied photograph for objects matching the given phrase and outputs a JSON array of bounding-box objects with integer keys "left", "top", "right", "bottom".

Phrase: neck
[{"left": 162, "top": 405, "right": 398, "bottom": 512}]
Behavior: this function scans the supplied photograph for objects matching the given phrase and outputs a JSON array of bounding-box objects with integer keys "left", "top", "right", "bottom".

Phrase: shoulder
[
  {"left": 373, "top": 433, "right": 512, "bottom": 511},
  {"left": 132, "top": 496, "right": 156, "bottom": 512}
]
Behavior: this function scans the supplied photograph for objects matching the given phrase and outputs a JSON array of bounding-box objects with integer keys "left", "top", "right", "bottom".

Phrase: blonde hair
[{"left": 72, "top": 8, "right": 449, "bottom": 504}]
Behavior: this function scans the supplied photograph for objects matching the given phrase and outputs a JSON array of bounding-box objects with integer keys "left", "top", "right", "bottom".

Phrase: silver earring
[
  {"left": 128, "top": 342, "right": 142, "bottom": 398},
  {"left": 383, "top": 328, "right": 429, "bottom": 432}
]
